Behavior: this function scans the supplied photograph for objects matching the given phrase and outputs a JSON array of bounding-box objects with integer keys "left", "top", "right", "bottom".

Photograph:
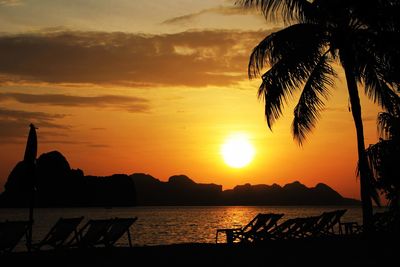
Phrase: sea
[{"left": 0, "top": 206, "right": 386, "bottom": 250}]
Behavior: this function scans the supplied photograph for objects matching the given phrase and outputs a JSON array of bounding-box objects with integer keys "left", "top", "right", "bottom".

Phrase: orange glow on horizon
[{"left": 0, "top": 0, "right": 387, "bottom": 201}]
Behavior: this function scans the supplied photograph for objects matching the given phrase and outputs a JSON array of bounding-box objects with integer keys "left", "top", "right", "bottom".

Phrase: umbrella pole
[
  {"left": 24, "top": 123, "right": 38, "bottom": 253},
  {"left": 27, "top": 189, "right": 34, "bottom": 252},
  {"left": 27, "top": 168, "right": 35, "bottom": 252}
]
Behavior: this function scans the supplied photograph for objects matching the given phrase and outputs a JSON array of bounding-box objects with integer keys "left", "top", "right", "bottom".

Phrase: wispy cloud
[
  {"left": 0, "top": 30, "right": 268, "bottom": 87},
  {"left": 0, "top": 92, "right": 151, "bottom": 113},
  {"left": 0, "top": 0, "right": 22, "bottom": 6},
  {"left": 0, "top": 107, "right": 68, "bottom": 143},
  {"left": 162, "top": 6, "right": 257, "bottom": 25}
]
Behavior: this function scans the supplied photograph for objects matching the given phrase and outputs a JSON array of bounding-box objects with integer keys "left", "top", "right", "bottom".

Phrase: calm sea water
[{"left": 0, "top": 206, "right": 385, "bottom": 250}]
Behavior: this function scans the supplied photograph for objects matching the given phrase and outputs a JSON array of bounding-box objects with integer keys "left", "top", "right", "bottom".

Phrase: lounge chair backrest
[
  {"left": 70, "top": 219, "right": 113, "bottom": 247},
  {"left": 311, "top": 209, "right": 347, "bottom": 236},
  {"left": 266, "top": 218, "right": 298, "bottom": 240},
  {"left": 260, "top": 216, "right": 319, "bottom": 240},
  {"left": 264, "top": 214, "right": 284, "bottom": 231},
  {"left": 242, "top": 214, "right": 269, "bottom": 234},
  {"left": 38, "top": 217, "right": 84, "bottom": 249},
  {"left": 103, "top": 217, "right": 138, "bottom": 246},
  {"left": 0, "top": 221, "right": 30, "bottom": 253}
]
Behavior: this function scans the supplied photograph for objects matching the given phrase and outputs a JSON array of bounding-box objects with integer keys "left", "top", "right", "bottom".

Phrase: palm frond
[
  {"left": 236, "top": 0, "right": 313, "bottom": 23},
  {"left": 362, "top": 63, "right": 400, "bottom": 114},
  {"left": 258, "top": 57, "right": 306, "bottom": 128},
  {"left": 352, "top": 29, "right": 400, "bottom": 113},
  {"left": 377, "top": 112, "right": 396, "bottom": 139},
  {"left": 248, "top": 23, "right": 325, "bottom": 78},
  {"left": 292, "top": 53, "right": 336, "bottom": 145},
  {"left": 253, "top": 25, "right": 327, "bottom": 130},
  {"left": 377, "top": 110, "right": 400, "bottom": 140},
  {"left": 358, "top": 147, "right": 382, "bottom": 207},
  {"left": 365, "top": 138, "right": 400, "bottom": 207}
]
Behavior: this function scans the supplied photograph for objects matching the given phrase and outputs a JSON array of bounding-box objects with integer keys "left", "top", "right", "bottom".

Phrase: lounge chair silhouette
[
  {"left": 216, "top": 213, "right": 284, "bottom": 243},
  {"left": 340, "top": 210, "right": 399, "bottom": 235},
  {"left": 0, "top": 220, "right": 30, "bottom": 254},
  {"left": 66, "top": 218, "right": 113, "bottom": 248},
  {"left": 100, "top": 217, "right": 138, "bottom": 247},
  {"left": 255, "top": 210, "right": 346, "bottom": 242},
  {"left": 32, "top": 217, "right": 84, "bottom": 250},
  {"left": 310, "top": 209, "right": 346, "bottom": 237},
  {"left": 261, "top": 216, "right": 318, "bottom": 241}
]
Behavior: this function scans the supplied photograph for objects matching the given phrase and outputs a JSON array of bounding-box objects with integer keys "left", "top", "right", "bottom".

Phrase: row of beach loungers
[
  {"left": 2, "top": 209, "right": 399, "bottom": 253},
  {"left": 0, "top": 217, "right": 137, "bottom": 254},
  {"left": 216, "top": 209, "right": 400, "bottom": 243}
]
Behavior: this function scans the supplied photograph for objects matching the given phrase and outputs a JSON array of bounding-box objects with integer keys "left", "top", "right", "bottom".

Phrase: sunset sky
[{"left": 0, "top": 0, "right": 383, "bottom": 199}]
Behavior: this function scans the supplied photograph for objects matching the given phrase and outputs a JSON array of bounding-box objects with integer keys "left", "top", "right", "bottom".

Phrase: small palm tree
[
  {"left": 237, "top": 0, "right": 400, "bottom": 231},
  {"left": 367, "top": 98, "right": 400, "bottom": 210}
]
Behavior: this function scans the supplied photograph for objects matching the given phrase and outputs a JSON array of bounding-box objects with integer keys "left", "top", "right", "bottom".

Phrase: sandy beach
[{"left": 1, "top": 235, "right": 396, "bottom": 266}]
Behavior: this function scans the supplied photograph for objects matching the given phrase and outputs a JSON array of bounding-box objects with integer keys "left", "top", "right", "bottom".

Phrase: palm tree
[
  {"left": 366, "top": 97, "right": 400, "bottom": 210},
  {"left": 237, "top": 0, "right": 400, "bottom": 231}
]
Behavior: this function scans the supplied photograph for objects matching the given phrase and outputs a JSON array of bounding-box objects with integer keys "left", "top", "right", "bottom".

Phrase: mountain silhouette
[
  {"left": 131, "top": 173, "right": 222, "bottom": 205},
  {"left": 0, "top": 151, "right": 136, "bottom": 207},
  {"left": 0, "top": 150, "right": 360, "bottom": 207}
]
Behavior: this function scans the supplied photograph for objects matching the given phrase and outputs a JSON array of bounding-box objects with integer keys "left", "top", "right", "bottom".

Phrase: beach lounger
[
  {"left": 66, "top": 218, "right": 113, "bottom": 248},
  {"left": 255, "top": 215, "right": 324, "bottom": 242},
  {"left": 309, "top": 209, "right": 347, "bottom": 237},
  {"left": 32, "top": 216, "right": 84, "bottom": 250},
  {"left": 273, "top": 217, "right": 318, "bottom": 240},
  {"left": 0, "top": 220, "right": 30, "bottom": 254},
  {"left": 216, "top": 213, "right": 284, "bottom": 243},
  {"left": 340, "top": 210, "right": 399, "bottom": 235},
  {"left": 100, "top": 217, "right": 138, "bottom": 247}
]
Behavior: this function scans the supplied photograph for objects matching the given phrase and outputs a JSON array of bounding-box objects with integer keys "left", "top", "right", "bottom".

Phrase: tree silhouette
[
  {"left": 367, "top": 96, "right": 400, "bottom": 210},
  {"left": 237, "top": 0, "right": 400, "bottom": 231}
]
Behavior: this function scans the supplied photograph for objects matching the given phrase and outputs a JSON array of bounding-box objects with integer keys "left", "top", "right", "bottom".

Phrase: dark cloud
[
  {"left": 39, "top": 140, "right": 90, "bottom": 145},
  {"left": 0, "top": 92, "right": 150, "bottom": 113},
  {"left": 0, "top": 108, "right": 110, "bottom": 146},
  {"left": 0, "top": 107, "right": 68, "bottom": 143},
  {"left": 162, "top": 6, "right": 258, "bottom": 25},
  {"left": 0, "top": 30, "right": 268, "bottom": 87}
]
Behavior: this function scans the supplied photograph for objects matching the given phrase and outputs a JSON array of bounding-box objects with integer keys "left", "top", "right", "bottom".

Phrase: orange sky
[{"left": 0, "top": 0, "right": 384, "bottom": 199}]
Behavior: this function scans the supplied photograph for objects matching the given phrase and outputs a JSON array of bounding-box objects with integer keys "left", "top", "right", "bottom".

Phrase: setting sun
[{"left": 221, "top": 133, "right": 255, "bottom": 168}]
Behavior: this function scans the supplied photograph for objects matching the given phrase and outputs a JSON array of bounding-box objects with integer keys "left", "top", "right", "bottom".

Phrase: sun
[{"left": 221, "top": 133, "right": 255, "bottom": 168}]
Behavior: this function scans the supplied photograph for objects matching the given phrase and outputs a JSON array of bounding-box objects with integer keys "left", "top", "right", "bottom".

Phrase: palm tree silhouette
[
  {"left": 237, "top": 0, "right": 400, "bottom": 231},
  {"left": 366, "top": 96, "right": 400, "bottom": 210}
]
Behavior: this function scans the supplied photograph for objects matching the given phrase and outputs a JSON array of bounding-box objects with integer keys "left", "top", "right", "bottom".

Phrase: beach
[{"left": 1, "top": 235, "right": 396, "bottom": 267}]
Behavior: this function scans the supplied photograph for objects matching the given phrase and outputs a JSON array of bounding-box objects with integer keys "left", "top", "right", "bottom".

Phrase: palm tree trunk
[{"left": 342, "top": 60, "right": 374, "bottom": 233}]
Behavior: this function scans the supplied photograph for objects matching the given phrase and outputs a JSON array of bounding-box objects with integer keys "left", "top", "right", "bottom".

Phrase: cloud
[
  {"left": 87, "top": 144, "right": 109, "bottom": 148},
  {"left": 162, "top": 6, "right": 258, "bottom": 25},
  {"left": 0, "top": 107, "right": 68, "bottom": 143},
  {"left": 0, "top": 0, "right": 22, "bottom": 6},
  {"left": 0, "top": 92, "right": 151, "bottom": 113},
  {"left": 0, "top": 30, "right": 268, "bottom": 87}
]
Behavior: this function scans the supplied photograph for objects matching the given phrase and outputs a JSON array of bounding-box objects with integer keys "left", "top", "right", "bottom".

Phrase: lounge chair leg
[
  {"left": 226, "top": 231, "right": 233, "bottom": 244},
  {"left": 127, "top": 229, "right": 132, "bottom": 248}
]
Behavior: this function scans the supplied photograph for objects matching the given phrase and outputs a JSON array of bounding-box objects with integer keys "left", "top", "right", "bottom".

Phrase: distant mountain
[
  {"left": 220, "top": 181, "right": 359, "bottom": 206},
  {"left": 131, "top": 173, "right": 222, "bottom": 205},
  {"left": 0, "top": 151, "right": 136, "bottom": 207},
  {"left": 0, "top": 150, "right": 360, "bottom": 207}
]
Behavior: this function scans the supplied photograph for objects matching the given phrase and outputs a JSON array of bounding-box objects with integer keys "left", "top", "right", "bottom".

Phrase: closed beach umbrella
[
  {"left": 24, "top": 124, "right": 37, "bottom": 164},
  {"left": 24, "top": 123, "right": 37, "bottom": 251}
]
